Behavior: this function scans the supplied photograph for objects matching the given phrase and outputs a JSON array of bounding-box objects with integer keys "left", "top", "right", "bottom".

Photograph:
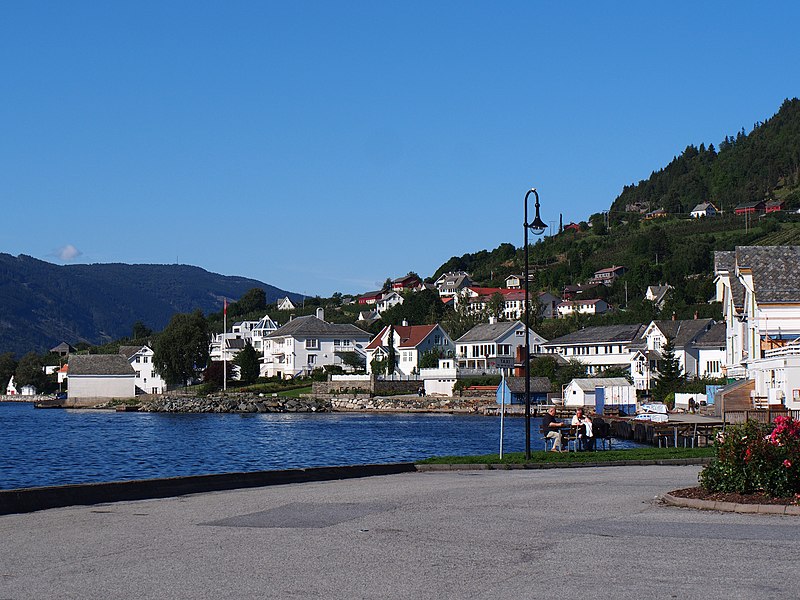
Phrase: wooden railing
[{"left": 723, "top": 409, "right": 800, "bottom": 424}]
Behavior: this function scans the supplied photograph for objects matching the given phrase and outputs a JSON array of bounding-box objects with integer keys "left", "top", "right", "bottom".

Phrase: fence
[{"left": 723, "top": 409, "right": 800, "bottom": 424}]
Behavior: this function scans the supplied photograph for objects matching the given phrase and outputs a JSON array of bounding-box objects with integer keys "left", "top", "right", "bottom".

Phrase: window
[
  {"left": 151, "top": 387, "right": 158, "bottom": 394},
  {"left": 134, "top": 357, "right": 140, "bottom": 363},
  {"left": 342, "top": 339, "right": 350, "bottom": 347},
  {"left": 143, "top": 356, "right": 149, "bottom": 363},
  {"left": 307, "top": 355, "right": 316, "bottom": 365},
  {"left": 333, "top": 339, "right": 341, "bottom": 346},
  {"left": 515, "top": 330, "right": 524, "bottom": 337},
  {"left": 706, "top": 360, "right": 721, "bottom": 374},
  {"left": 135, "top": 371, "right": 140, "bottom": 378},
  {"left": 305, "top": 339, "right": 319, "bottom": 350}
]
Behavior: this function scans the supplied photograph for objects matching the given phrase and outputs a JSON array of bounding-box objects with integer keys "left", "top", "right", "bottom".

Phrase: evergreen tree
[
  {"left": 234, "top": 341, "right": 260, "bottom": 385},
  {"left": 386, "top": 324, "right": 396, "bottom": 374},
  {"left": 652, "top": 337, "right": 683, "bottom": 403}
]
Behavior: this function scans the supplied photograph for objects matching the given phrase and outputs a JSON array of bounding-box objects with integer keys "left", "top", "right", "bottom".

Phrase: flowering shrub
[{"left": 699, "top": 417, "right": 800, "bottom": 498}]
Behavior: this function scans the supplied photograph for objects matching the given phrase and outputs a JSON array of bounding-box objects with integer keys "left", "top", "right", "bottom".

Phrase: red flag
[{"left": 224, "top": 298, "right": 227, "bottom": 315}]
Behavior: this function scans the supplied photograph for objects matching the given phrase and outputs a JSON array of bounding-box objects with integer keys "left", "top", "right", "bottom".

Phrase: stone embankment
[
  {"left": 328, "top": 394, "right": 495, "bottom": 414},
  {"left": 130, "top": 393, "right": 496, "bottom": 414},
  {"left": 139, "top": 394, "right": 330, "bottom": 413}
]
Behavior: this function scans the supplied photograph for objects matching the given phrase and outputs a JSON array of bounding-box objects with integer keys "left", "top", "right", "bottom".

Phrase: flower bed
[{"left": 698, "top": 416, "right": 800, "bottom": 500}]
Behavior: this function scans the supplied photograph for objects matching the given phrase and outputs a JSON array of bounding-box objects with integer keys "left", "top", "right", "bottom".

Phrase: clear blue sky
[{"left": 2, "top": 1, "right": 798, "bottom": 298}]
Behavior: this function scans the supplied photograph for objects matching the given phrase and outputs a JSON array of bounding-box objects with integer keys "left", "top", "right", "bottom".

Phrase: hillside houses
[
  {"left": 261, "top": 308, "right": 371, "bottom": 378},
  {"left": 365, "top": 323, "right": 454, "bottom": 376},
  {"left": 455, "top": 319, "right": 546, "bottom": 370}
]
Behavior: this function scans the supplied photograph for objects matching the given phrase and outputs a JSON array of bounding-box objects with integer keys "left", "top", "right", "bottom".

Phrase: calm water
[{"left": 0, "top": 402, "right": 636, "bottom": 490}]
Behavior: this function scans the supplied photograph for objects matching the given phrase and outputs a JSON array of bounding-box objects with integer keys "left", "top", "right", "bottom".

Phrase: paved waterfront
[{"left": 2, "top": 465, "right": 799, "bottom": 599}]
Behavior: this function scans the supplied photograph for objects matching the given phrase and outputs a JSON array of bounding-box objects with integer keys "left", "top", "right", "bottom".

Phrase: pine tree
[
  {"left": 653, "top": 337, "right": 683, "bottom": 403},
  {"left": 234, "top": 341, "right": 260, "bottom": 385}
]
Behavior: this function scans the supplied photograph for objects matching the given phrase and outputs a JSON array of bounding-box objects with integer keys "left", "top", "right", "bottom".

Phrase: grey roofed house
[
  {"left": 543, "top": 324, "right": 645, "bottom": 347},
  {"left": 225, "top": 338, "right": 246, "bottom": 351},
  {"left": 693, "top": 322, "right": 727, "bottom": 347},
  {"left": 267, "top": 315, "right": 370, "bottom": 339},
  {"left": 631, "top": 318, "right": 716, "bottom": 351},
  {"left": 735, "top": 246, "right": 800, "bottom": 303},
  {"left": 118, "top": 345, "right": 145, "bottom": 360},
  {"left": 504, "top": 376, "right": 552, "bottom": 394},
  {"left": 714, "top": 250, "right": 745, "bottom": 308},
  {"left": 456, "top": 321, "right": 525, "bottom": 343},
  {"left": 570, "top": 377, "right": 632, "bottom": 391},
  {"left": 644, "top": 285, "right": 672, "bottom": 308},
  {"left": 68, "top": 354, "right": 136, "bottom": 376},
  {"left": 50, "top": 342, "right": 76, "bottom": 356}
]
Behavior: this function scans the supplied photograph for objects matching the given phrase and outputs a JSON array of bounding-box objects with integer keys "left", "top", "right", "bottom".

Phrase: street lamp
[{"left": 524, "top": 187, "right": 547, "bottom": 459}]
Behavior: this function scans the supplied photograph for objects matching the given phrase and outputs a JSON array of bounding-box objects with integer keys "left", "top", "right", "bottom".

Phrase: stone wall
[
  {"left": 0, "top": 394, "right": 54, "bottom": 403},
  {"left": 312, "top": 378, "right": 421, "bottom": 396}
]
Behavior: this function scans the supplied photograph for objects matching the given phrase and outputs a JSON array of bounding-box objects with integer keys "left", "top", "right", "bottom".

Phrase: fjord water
[{"left": 0, "top": 402, "right": 636, "bottom": 490}]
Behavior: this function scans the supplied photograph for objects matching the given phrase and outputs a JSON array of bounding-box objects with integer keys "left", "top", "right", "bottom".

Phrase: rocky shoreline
[{"left": 125, "top": 393, "right": 498, "bottom": 415}]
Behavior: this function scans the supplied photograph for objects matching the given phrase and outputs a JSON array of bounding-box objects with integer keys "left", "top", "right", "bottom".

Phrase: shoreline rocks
[{"left": 128, "top": 393, "right": 499, "bottom": 415}]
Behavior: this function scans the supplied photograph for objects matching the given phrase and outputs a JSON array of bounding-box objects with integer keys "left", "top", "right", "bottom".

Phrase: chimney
[
  {"left": 316, "top": 307, "right": 325, "bottom": 322},
  {"left": 694, "top": 311, "right": 699, "bottom": 320},
  {"left": 488, "top": 316, "right": 497, "bottom": 325},
  {"left": 402, "top": 319, "right": 408, "bottom": 327},
  {"left": 672, "top": 312, "right": 676, "bottom": 321}
]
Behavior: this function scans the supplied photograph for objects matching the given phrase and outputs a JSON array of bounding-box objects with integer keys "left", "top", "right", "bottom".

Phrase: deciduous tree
[{"left": 153, "top": 310, "right": 210, "bottom": 386}]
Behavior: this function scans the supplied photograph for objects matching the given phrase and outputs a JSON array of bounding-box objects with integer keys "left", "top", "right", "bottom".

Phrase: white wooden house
[
  {"left": 262, "top": 308, "right": 370, "bottom": 378},
  {"left": 365, "top": 323, "right": 454, "bottom": 376}
]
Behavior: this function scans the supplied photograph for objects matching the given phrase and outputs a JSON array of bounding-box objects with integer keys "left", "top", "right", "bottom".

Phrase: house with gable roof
[
  {"left": 435, "top": 271, "right": 473, "bottom": 298},
  {"left": 556, "top": 298, "right": 609, "bottom": 318},
  {"left": 262, "top": 308, "right": 371, "bottom": 378},
  {"left": 628, "top": 319, "right": 725, "bottom": 390},
  {"left": 119, "top": 345, "right": 167, "bottom": 394},
  {"left": 67, "top": 354, "right": 136, "bottom": 405},
  {"left": 716, "top": 247, "right": 800, "bottom": 407},
  {"left": 391, "top": 274, "right": 422, "bottom": 292},
  {"left": 690, "top": 202, "right": 718, "bottom": 218},
  {"left": 455, "top": 319, "right": 546, "bottom": 371},
  {"left": 644, "top": 284, "right": 672, "bottom": 309},
  {"left": 543, "top": 324, "right": 645, "bottom": 376},
  {"left": 277, "top": 297, "right": 296, "bottom": 311},
  {"left": 375, "top": 291, "right": 404, "bottom": 315},
  {"left": 365, "top": 323, "right": 454, "bottom": 376},
  {"left": 588, "top": 265, "right": 627, "bottom": 285}
]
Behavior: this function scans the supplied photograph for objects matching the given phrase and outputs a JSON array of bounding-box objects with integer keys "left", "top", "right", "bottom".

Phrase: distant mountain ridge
[{"left": 0, "top": 254, "right": 301, "bottom": 355}]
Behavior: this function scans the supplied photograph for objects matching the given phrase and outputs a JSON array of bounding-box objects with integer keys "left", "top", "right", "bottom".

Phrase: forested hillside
[
  {"left": 0, "top": 254, "right": 300, "bottom": 355},
  {"left": 610, "top": 98, "right": 800, "bottom": 217}
]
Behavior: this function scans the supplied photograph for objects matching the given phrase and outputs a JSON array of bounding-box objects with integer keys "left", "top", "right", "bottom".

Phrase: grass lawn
[
  {"left": 418, "top": 446, "right": 715, "bottom": 465},
  {"left": 277, "top": 386, "right": 313, "bottom": 398}
]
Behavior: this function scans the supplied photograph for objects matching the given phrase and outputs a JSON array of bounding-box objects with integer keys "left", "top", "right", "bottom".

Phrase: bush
[{"left": 699, "top": 417, "right": 800, "bottom": 498}]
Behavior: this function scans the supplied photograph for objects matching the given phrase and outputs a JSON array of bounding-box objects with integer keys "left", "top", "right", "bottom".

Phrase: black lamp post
[{"left": 524, "top": 188, "right": 547, "bottom": 459}]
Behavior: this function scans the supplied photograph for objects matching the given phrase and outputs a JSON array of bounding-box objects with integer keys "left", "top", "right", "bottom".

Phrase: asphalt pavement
[{"left": 1, "top": 465, "right": 798, "bottom": 599}]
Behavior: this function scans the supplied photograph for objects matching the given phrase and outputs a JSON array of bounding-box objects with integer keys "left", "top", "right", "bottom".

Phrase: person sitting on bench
[
  {"left": 571, "top": 407, "right": 595, "bottom": 451},
  {"left": 541, "top": 406, "right": 565, "bottom": 452}
]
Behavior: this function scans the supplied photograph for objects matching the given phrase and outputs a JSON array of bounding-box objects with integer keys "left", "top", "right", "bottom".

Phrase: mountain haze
[{"left": 0, "top": 254, "right": 300, "bottom": 355}]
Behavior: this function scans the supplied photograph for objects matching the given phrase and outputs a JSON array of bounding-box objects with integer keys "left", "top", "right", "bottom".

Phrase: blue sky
[{"left": 2, "top": 1, "right": 798, "bottom": 298}]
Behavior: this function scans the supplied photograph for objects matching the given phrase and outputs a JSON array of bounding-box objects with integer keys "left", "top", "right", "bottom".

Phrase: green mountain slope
[
  {"left": 0, "top": 254, "right": 300, "bottom": 355},
  {"left": 610, "top": 98, "right": 800, "bottom": 216}
]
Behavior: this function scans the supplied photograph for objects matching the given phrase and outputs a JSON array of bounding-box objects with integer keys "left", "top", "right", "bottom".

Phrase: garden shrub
[{"left": 700, "top": 417, "right": 800, "bottom": 498}]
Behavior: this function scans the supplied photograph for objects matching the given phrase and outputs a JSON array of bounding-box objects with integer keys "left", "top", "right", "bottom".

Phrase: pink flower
[{"left": 784, "top": 459, "right": 793, "bottom": 468}]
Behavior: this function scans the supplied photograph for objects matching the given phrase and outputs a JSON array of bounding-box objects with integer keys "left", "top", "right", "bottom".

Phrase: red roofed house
[
  {"left": 734, "top": 201, "right": 766, "bottom": 215},
  {"left": 358, "top": 290, "right": 384, "bottom": 305},
  {"left": 365, "top": 323, "right": 455, "bottom": 376},
  {"left": 564, "top": 222, "right": 580, "bottom": 232},
  {"left": 391, "top": 274, "right": 422, "bottom": 292},
  {"left": 765, "top": 199, "right": 785, "bottom": 213}
]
